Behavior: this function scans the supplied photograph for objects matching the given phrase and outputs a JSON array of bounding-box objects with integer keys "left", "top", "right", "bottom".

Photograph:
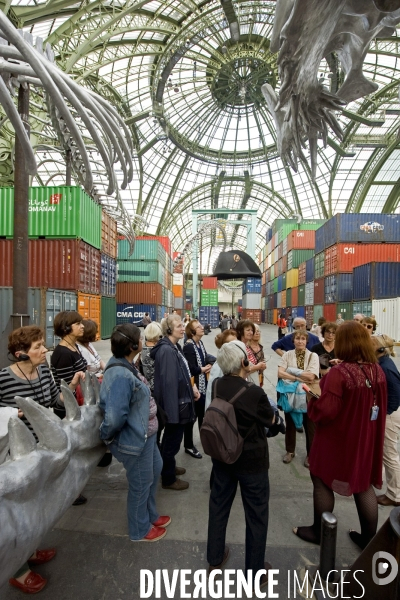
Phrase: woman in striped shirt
[{"left": 0, "top": 325, "right": 82, "bottom": 594}]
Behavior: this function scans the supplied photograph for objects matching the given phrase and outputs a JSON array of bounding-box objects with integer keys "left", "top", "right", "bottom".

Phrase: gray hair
[
  {"left": 217, "top": 340, "right": 248, "bottom": 375},
  {"left": 293, "top": 317, "right": 306, "bottom": 327},
  {"left": 144, "top": 321, "right": 163, "bottom": 342},
  {"left": 161, "top": 314, "right": 182, "bottom": 336}
]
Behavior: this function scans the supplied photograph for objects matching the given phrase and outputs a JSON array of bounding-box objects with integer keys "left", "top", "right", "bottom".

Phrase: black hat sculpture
[{"left": 213, "top": 250, "right": 262, "bottom": 280}]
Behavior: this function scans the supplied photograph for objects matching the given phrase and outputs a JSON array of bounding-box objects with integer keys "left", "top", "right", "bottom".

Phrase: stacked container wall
[
  {"left": 314, "top": 252, "right": 325, "bottom": 279},
  {"left": 323, "top": 213, "right": 400, "bottom": 248},
  {"left": 118, "top": 239, "right": 166, "bottom": 264},
  {"left": 101, "top": 210, "right": 118, "bottom": 258},
  {"left": 324, "top": 273, "right": 353, "bottom": 304},
  {"left": 353, "top": 262, "right": 400, "bottom": 301},
  {"left": 313, "top": 305, "right": 324, "bottom": 324},
  {"left": 305, "top": 258, "right": 315, "bottom": 283},
  {"left": 242, "top": 309, "right": 262, "bottom": 323},
  {"left": 278, "top": 223, "right": 298, "bottom": 243},
  {"left": 287, "top": 249, "right": 314, "bottom": 270},
  {"left": 117, "top": 260, "right": 164, "bottom": 284},
  {"left": 305, "top": 282, "right": 314, "bottom": 305},
  {"left": 294, "top": 306, "right": 305, "bottom": 319},
  {"left": 266, "top": 228, "right": 273, "bottom": 242},
  {"left": 324, "top": 243, "right": 400, "bottom": 275},
  {"left": 298, "top": 285, "right": 305, "bottom": 306},
  {"left": 282, "top": 254, "right": 288, "bottom": 273},
  {"left": 277, "top": 275, "right": 283, "bottom": 293},
  {"left": 353, "top": 301, "right": 372, "bottom": 318},
  {"left": 242, "top": 294, "right": 261, "bottom": 309},
  {"left": 315, "top": 226, "right": 326, "bottom": 255},
  {"left": 323, "top": 302, "right": 352, "bottom": 322},
  {"left": 314, "top": 278, "right": 325, "bottom": 305},
  {"left": 116, "top": 304, "right": 159, "bottom": 324},
  {"left": 291, "top": 286, "right": 299, "bottom": 306},
  {"left": 100, "top": 255, "right": 116, "bottom": 297},
  {"left": 371, "top": 298, "right": 400, "bottom": 341},
  {"left": 286, "top": 269, "right": 299, "bottom": 289},
  {"left": 287, "top": 230, "right": 315, "bottom": 252},
  {"left": 298, "top": 262, "right": 306, "bottom": 285},
  {"left": 116, "top": 282, "right": 162, "bottom": 305},
  {"left": 77, "top": 293, "right": 101, "bottom": 336},
  {"left": 101, "top": 297, "right": 116, "bottom": 338}
]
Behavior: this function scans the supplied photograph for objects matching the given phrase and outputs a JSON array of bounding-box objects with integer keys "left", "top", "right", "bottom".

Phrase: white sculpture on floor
[{"left": 263, "top": 0, "right": 400, "bottom": 178}]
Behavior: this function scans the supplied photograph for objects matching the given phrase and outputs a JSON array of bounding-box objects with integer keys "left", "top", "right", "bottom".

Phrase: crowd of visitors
[{"left": 1, "top": 308, "right": 399, "bottom": 594}]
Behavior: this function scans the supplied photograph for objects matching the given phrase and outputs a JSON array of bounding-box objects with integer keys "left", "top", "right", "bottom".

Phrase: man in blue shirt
[{"left": 271, "top": 318, "right": 319, "bottom": 356}]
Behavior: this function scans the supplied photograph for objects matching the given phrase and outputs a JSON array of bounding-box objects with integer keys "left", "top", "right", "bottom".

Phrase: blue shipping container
[
  {"left": 292, "top": 306, "right": 305, "bottom": 319},
  {"left": 320, "top": 214, "right": 400, "bottom": 251},
  {"left": 242, "top": 278, "right": 262, "bottom": 294},
  {"left": 315, "top": 227, "right": 326, "bottom": 255},
  {"left": 305, "top": 258, "right": 315, "bottom": 283},
  {"left": 101, "top": 254, "right": 116, "bottom": 297},
  {"left": 353, "top": 262, "right": 400, "bottom": 301},
  {"left": 277, "top": 275, "right": 283, "bottom": 293},
  {"left": 116, "top": 304, "right": 159, "bottom": 324},
  {"left": 273, "top": 293, "right": 278, "bottom": 309},
  {"left": 324, "top": 274, "right": 353, "bottom": 304},
  {"left": 266, "top": 228, "right": 273, "bottom": 243}
]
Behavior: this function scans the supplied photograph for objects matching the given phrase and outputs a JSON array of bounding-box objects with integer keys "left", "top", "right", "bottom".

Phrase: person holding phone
[
  {"left": 310, "top": 322, "right": 337, "bottom": 377},
  {"left": 236, "top": 320, "right": 267, "bottom": 385}
]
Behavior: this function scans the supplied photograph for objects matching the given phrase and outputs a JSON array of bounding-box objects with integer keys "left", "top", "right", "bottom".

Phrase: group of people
[{"left": 1, "top": 309, "right": 399, "bottom": 593}]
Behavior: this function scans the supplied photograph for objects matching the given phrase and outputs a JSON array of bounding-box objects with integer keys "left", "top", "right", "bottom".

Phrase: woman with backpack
[{"left": 205, "top": 340, "right": 278, "bottom": 590}]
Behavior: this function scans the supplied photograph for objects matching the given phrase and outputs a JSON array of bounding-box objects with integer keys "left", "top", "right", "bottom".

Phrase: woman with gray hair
[
  {"left": 140, "top": 322, "right": 163, "bottom": 392},
  {"left": 206, "top": 340, "right": 277, "bottom": 589},
  {"left": 151, "top": 314, "right": 200, "bottom": 491}
]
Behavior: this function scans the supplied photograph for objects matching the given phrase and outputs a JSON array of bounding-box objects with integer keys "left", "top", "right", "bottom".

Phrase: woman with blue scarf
[{"left": 277, "top": 330, "right": 319, "bottom": 468}]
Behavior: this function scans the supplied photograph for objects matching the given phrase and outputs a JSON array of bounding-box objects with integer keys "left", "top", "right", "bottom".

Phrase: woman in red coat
[{"left": 293, "top": 321, "right": 387, "bottom": 550}]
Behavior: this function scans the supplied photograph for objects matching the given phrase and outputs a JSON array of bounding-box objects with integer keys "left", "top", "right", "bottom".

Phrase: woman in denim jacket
[{"left": 99, "top": 324, "right": 170, "bottom": 543}]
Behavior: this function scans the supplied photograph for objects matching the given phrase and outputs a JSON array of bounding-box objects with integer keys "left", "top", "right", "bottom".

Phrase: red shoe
[
  {"left": 131, "top": 526, "right": 166, "bottom": 542},
  {"left": 153, "top": 516, "right": 171, "bottom": 528},
  {"left": 28, "top": 548, "right": 56, "bottom": 566},
  {"left": 9, "top": 571, "right": 47, "bottom": 594}
]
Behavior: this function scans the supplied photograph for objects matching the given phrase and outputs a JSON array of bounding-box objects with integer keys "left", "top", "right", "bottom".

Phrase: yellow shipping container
[
  {"left": 286, "top": 268, "right": 299, "bottom": 289},
  {"left": 77, "top": 293, "right": 101, "bottom": 339}
]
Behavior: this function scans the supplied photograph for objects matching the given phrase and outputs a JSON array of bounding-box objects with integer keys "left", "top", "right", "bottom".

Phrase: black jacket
[
  {"left": 183, "top": 340, "right": 216, "bottom": 389},
  {"left": 150, "top": 337, "right": 194, "bottom": 424}
]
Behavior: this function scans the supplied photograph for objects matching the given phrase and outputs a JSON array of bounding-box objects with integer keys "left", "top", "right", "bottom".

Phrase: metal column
[{"left": 192, "top": 212, "right": 199, "bottom": 317}]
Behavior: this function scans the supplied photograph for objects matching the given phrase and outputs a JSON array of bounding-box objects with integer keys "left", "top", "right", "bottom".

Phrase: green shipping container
[
  {"left": 0, "top": 186, "right": 102, "bottom": 249},
  {"left": 287, "top": 249, "right": 314, "bottom": 270},
  {"left": 270, "top": 264, "right": 275, "bottom": 280},
  {"left": 314, "top": 252, "right": 325, "bottom": 279},
  {"left": 201, "top": 289, "right": 210, "bottom": 305},
  {"left": 352, "top": 301, "right": 372, "bottom": 318},
  {"left": 101, "top": 296, "right": 116, "bottom": 338},
  {"left": 117, "top": 260, "right": 164, "bottom": 283},
  {"left": 273, "top": 278, "right": 278, "bottom": 294},
  {"left": 286, "top": 288, "right": 292, "bottom": 307},
  {"left": 278, "top": 223, "right": 298, "bottom": 243},
  {"left": 272, "top": 218, "right": 326, "bottom": 235},
  {"left": 313, "top": 304, "right": 324, "bottom": 323},
  {"left": 298, "top": 284, "right": 305, "bottom": 306},
  {"left": 118, "top": 239, "right": 167, "bottom": 266},
  {"left": 338, "top": 302, "right": 352, "bottom": 320},
  {"left": 209, "top": 290, "right": 218, "bottom": 305}
]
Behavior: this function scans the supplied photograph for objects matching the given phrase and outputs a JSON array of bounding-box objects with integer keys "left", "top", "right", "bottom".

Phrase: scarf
[
  {"left": 295, "top": 349, "right": 306, "bottom": 370},
  {"left": 177, "top": 347, "right": 192, "bottom": 384},
  {"left": 186, "top": 339, "right": 206, "bottom": 394}
]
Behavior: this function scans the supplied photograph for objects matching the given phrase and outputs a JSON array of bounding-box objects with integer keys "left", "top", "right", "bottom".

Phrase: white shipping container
[
  {"left": 277, "top": 292, "right": 282, "bottom": 308},
  {"left": 283, "top": 237, "right": 288, "bottom": 256},
  {"left": 372, "top": 297, "right": 400, "bottom": 341},
  {"left": 174, "top": 296, "right": 184, "bottom": 309},
  {"left": 274, "top": 247, "right": 279, "bottom": 263},
  {"left": 173, "top": 273, "right": 183, "bottom": 286},
  {"left": 267, "top": 254, "right": 272, "bottom": 269},
  {"left": 305, "top": 281, "right": 314, "bottom": 305},
  {"left": 242, "top": 293, "right": 262, "bottom": 309}
]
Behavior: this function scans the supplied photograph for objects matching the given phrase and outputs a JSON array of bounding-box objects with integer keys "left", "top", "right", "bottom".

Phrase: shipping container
[
  {"left": 292, "top": 306, "right": 305, "bottom": 319},
  {"left": 323, "top": 302, "right": 352, "bottom": 322},
  {"left": 277, "top": 292, "right": 282, "bottom": 309},
  {"left": 118, "top": 238, "right": 167, "bottom": 265},
  {"left": 278, "top": 223, "right": 298, "bottom": 244},
  {"left": 266, "top": 309, "right": 273, "bottom": 324},
  {"left": 100, "top": 296, "right": 116, "bottom": 339},
  {"left": 273, "top": 278, "right": 278, "bottom": 294},
  {"left": 273, "top": 292, "right": 278, "bottom": 309},
  {"left": 287, "top": 249, "right": 315, "bottom": 270},
  {"left": 277, "top": 242, "right": 283, "bottom": 260},
  {"left": 173, "top": 285, "right": 184, "bottom": 298},
  {"left": 116, "top": 303, "right": 159, "bottom": 324},
  {"left": 276, "top": 258, "right": 282, "bottom": 277},
  {"left": 371, "top": 298, "right": 400, "bottom": 340},
  {"left": 314, "top": 278, "right": 325, "bottom": 305},
  {"left": 202, "top": 277, "right": 218, "bottom": 289},
  {"left": 281, "top": 290, "right": 287, "bottom": 308},
  {"left": 117, "top": 260, "right": 164, "bottom": 284},
  {"left": 277, "top": 275, "right": 283, "bottom": 293},
  {"left": 273, "top": 247, "right": 279, "bottom": 263},
  {"left": 282, "top": 273, "right": 287, "bottom": 290},
  {"left": 0, "top": 186, "right": 102, "bottom": 248},
  {"left": 314, "top": 252, "right": 325, "bottom": 279},
  {"left": 272, "top": 232, "right": 278, "bottom": 249},
  {"left": 324, "top": 274, "right": 353, "bottom": 304},
  {"left": 305, "top": 305, "right": 314, "bottom": 329},
  {"left": 305, "top": 282, "right": 314, "bottom": 305},
  {"left": 100, "top": 255, "right": 116, "bottom": 297},
  {"left": 261, "top": 310, "right": 266, "bottom": 324},
  {"left": 266, "top": 227, "right": 273, "bottom": 242},
  {"left": 174, "top": 297, "right": 184, "bottom": 309},
  {"left": 298, "top": 285, "right": 305, "bottom": 306},
  {"left": 298, "top": 262, "right": 306, "bottom": 286},
  {"left": 313, "top": 305, "right": 324, "bottom": 324},
  {"left": 242, "top": 293, "right": 261, "bottom": 309},
  {"left": 319, "top": 213, "right": 400, "bottom": 252},
  {"left": 242, "top": 278, "right": 262, "bottom": 294},
  {"left": 77, "top": 293, "right": 101, "bottom": 336},
  {"left": 286, "top": 268, "right": 299, "bottom": 289},
  {"left": 173, "top": 273, "right": 184, "bottom": 286},
  {"left": 286, "top": 288, "right": 292, "bottom": 307},
  {"left": 242, "top": 309, "right": 262, "bottom": 324},
  {"left": 305, "top": 258, "right": 315, "bottom": 283},
  {"left": 101, "top": 210, "right": 117, "bottom": 259},
  {"left": 273, "top": 309, "right": 278, "bottom": 324},
  {"left": 291, "top": 286, "right": 299, "bottom": 306},
  {"left": 287, "top": 230, "right": 315, "bottom": 252},
  {"left": 282, "top": 254, "right": 288, "bottom": 273},
  {"left": 324, "top": 243, "right": 400, "bottom": 275},
  {"left": 352, "top": 301, "right": 372, "bottom": 318},
  {"left": 116, "top": 282, "right": 162, "bottom": 305},
  {"left": 270, "top": 264, "right": 275, "bottom": 280},
  {"left": 0, "top": 239, "right": 13, "bottom": 286},
  {"left": 353, "top": 262, "right": 400, "bottom": 301}
]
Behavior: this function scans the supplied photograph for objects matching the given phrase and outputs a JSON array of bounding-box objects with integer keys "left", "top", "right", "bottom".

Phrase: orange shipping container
[
  {"left": 242, "top": 309, "right": 262, "bottom": 324},
  {"left": 273, "top": 308, "right": 278, "bottom": 324},
  {"left": 291, "top": 286, "right": 299, "bottom": 306},
  {"left": 324, "top": 243, "right": 400, "bottom": 275},
  {"left": 287, "top": 230, "right": 315, "bottom": 252},
  {"left": 116, "top": 282, "right": 162, "bottom": 305},
  {"left": 77, "top": 293, "right": 101, "bottom": 339},
  {"left": 101, "top": 211, "right": 118, "bottom": 259},
  {"left": 173, "top": 285, "right": 183, "bottom": 298}
]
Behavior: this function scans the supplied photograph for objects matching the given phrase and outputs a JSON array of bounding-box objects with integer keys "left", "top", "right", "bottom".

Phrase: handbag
[{"left": 281, "top": 327, "right": 288, "bottom": 335}]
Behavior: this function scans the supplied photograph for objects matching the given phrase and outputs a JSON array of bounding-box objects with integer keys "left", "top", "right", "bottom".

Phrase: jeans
[
  {"left": 383, "top": 408, "right": 400, "bottom": 502},
  {"left": 207, "top": 460, "right": 270, "bottom": 575},
  {"left": 160, "top": 423, "right": 185, "bottom": 486},
  {"left": 111, "top": 433, "right": 163, "bottom": 540},
  {"left": 184, "top": 394, "right": 205, "bottom": 448}
]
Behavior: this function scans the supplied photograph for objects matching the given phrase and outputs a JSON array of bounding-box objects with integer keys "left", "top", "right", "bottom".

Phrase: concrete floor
[{"left": 2, "top": 324, "right": 399, "bottom": 599}]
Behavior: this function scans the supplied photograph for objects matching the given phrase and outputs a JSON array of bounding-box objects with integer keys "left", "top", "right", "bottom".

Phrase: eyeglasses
[
  {"left": 363, "top": 324, "right": 373, "bottom": 330},
  {"left": 325, "top": 331, "right": 335, "bottom": 335}
]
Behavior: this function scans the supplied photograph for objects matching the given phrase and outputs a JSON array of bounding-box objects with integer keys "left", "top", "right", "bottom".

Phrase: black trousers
[
  {"left": 160, "top": 423, "right": 185, "bottom": 486},
  {"left": 183, "top": 394, "right": 205, "bottom": 448},
  {"left": 284, "top": 412, "right": 315, "bottom": 455},
  {"left": 207, "top": 460, "right": 270, "bottom": 575}
]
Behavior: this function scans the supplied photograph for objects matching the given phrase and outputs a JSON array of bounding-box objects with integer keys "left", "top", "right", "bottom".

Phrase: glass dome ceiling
[{"left": 5, "top": 0, "right": 400, "bottom": 272}]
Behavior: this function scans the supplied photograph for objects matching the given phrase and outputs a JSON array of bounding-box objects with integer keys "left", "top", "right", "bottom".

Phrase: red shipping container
[
  {"left": 238, "top": 305, "right": 243, "bottom": 313},
  {"left": 116, "top": 282, "right": 162, "bottom": 305},
  {"left": 298, "top": 262, "right": 306, "bottom": 285},
  {"left": 323, "top": 304, "right": 337, "bottom": 322},
  {"left": 0, "top": 239, "right": 101, "bottom": 293},
  {"left": 282, "top": 254, "right": 288, "bottom": 273},
  {"left": 242, "top": 309, "right": 262, "bottom": 323},
  {"left": 324, "top": 243, "right": 400, "bottom": 275},
  {"left": 202, "top": 277, "right": 217, "bottom": 289},
  {"left": 0, "top": 240, "right": 13, "bottom": 286},
  {"left": 314, "top": 277, "right": 325, "bottom": 305},
  {"left": 262, "top": 283, "right": 266, "bottom": 297},
  {"left": 305, "top": 305, "right": 314, "bottom": 329},
  {"left": 291, "top": 286, "right": 299, "bottom": 306},
  {"left": 281, "top": 290, "right": 287, "bottom": 307},
  {"left": 277, "top": 242, "right": 283, "bottom": 260},
  {"left": 287, "top": 230, "right": 315, "bottom": 252}
]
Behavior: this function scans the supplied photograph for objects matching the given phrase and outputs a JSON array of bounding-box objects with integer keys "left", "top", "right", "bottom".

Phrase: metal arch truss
[{"left": 0, "top": 14, "right": 136, "bottom": 252}]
